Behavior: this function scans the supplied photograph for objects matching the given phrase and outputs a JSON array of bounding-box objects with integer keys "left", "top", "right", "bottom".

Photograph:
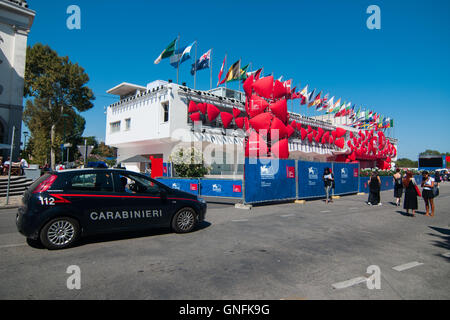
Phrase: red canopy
[
  {"left": 197, "top": 102, "right": 207, "bottom": 115},
  {"left": 232, "top": 107, "right": 241, "bottom": 118},
  {"left": 248, "top": 95, "right": 269, "bottom": 118},
  {"left": 188, "top": 101, "right": 198, "bottom": 113},
  {"left": 335, "top": 127, "right": 347, "bottom": 138},
  {"left": 243, "top": 74, "right": 254, "bottom": 97},
  {"left": 246, "top": 131, "right": 268, "bottom": 158},
  {"left": 252, "top": 76, "right": 274, "bottom": 99},
  {"left": 220, "top": 112, "right": 234, "bottom": 129},
  {"left": 271, "top": 138, "right": 289, "bottom": 159},
  {"left": 249, "top": 112, "right": 273, "bottom": 135},
  {"left": 235, "top": 117, "right": 245, "bottom": 129},
  {"left": 207, "top": 104, "right": 220, "bottom": 122},
  {"left": 273, "top": 80, "right": 287, "bottom": 99},
  {"left": 269, "top": 99, "right": 288, "bottom": 123},
  {"left": 189, "top": 112, "right": 201, "bottom": 122},
  {"left": 270, "top": 117, "right": 288, "bottom": 140}
]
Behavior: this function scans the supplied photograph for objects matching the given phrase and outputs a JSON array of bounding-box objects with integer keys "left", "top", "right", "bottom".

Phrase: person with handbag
[
  {"left": 367, "top": 171, "right": 382, "bottom": 205},
  {"left": 393, "top": 168, "right": 403, "bottom": 206},
  {"left": 403, "top": 171, "right": 418, "bottom": 217},
  {"left": 323, "top": 167, "right": 334, "bottom": 204},
  {"left": 421, "top": 171, "right": 436, "bottom": 217}
]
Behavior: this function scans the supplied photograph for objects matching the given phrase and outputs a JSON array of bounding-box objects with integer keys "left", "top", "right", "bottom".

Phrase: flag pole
[
  {"left": 210, "top": 48, "right": 213, "bottom": 90},
  {"left": 194, "top": 40, "right": 198, "bottom": 90},
  {"left": 176, "top": 34, "right": 180, "bottom": 84}
]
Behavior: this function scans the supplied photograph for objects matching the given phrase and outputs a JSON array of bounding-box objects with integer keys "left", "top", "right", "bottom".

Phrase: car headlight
[{"left": 198, "top": 197, "right": 206, "bottom": 204}]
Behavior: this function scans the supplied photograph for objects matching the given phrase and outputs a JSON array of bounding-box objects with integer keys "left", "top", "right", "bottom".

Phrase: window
[
  {"left": 125, "top": 118, "right": 131, "bottom": 131},
  {"left": 67, "top": 172, "right": 114, "bottom": 192},
  {"left": 110, "top": 121, "right": 121, "bottom": 133},
  {"left": 161, "top": 102, "right": 169, "bottom": 123},
  {"left": 117, "top": 173, "right": 160, "bottom": 195}
]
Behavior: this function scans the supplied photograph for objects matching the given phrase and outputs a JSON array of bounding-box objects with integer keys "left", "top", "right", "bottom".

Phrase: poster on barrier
[
  {"left": 200, "top": 179, "right": 243, "bottom": 198},
  {"left": 297, "top": 161, "right": 333, "bottom": 199},
  {"left": 244, "top": 158, "right": 296, "bottom": 203},
  {"left": 333, "top": 163, "right": 359, "bottom": 195},
  {"left": 156, "top": 178, "right": 200, "bottom": 196}
]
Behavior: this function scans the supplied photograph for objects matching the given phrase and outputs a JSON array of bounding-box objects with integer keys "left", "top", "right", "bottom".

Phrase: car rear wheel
[
  {"left": 172, "top": 207, "right": 197, "bottom": 233},
  {"left": 40, "top": 217, "right": 80, "bottom": 250}
]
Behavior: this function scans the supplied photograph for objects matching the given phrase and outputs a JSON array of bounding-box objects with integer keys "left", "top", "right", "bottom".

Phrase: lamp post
[
  {"left": 23, "top": 131, "right": 28, "bottom": 157},
  {"left": 61, "top": 114, "right": 69, "bottom": 165}
]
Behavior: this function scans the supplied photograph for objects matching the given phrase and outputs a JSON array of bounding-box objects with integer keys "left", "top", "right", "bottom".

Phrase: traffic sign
[{"left": 78, "top": 145, "right": 94, "bottom": 158}]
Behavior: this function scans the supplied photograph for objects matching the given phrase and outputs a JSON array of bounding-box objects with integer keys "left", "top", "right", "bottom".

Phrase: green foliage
[
  {"left": 23, "top": 43, "right": 95, "bottom": 168},
  {"left": 419, "top": 149, "right": 441, "bottom": 156},
  {"left": 170, "top": 147, "right": 210, "bottom": 178},
  {"left": 395, "top": 158, "right": 418, "bottom": 168}
]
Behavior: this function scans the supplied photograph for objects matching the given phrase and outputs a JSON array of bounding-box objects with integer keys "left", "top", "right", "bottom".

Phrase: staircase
[{"left": 0, "top": 176, "right": 34, "bottom": 198}]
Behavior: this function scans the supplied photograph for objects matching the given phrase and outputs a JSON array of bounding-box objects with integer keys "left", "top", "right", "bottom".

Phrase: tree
[
  {"left": 419, "top": 150, "right": 442, "bottom": 156},
  {"left": 395, "top": 158, "right": 418, "bottom": 168},
  {"left": 24, "top": 43, "right": 95, "bottom": 169},
  {"left": 170, "top": 147, "right": 210, "bottom": 177}
]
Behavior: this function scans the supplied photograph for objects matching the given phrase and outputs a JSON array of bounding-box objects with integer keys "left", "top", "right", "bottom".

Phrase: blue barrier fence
[
  {"left": 297, "top": 161, "right": 332, "bottom": 199},
  {"left": 244, "top": 158, "right": 297, "bottom": 203},
  {"left": 359, "top": 175, "right": 423, "bottom": 194},
  {"left": 156, "top": 161, "right": 423, "bottom": 205},
  {"left": 244, "top": 158, "right": 360, "bottom": 204},
  {"left": 156, "top": 177, "right": 243, "bottom": 199}
]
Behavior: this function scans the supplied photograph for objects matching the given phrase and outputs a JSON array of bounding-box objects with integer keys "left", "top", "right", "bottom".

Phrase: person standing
[
  {"left": 368, "top": 171, "right": 382, "bottom": 205},
  {"left": 393, "top": 168, "right": 403, "bottom": 206},
  {"left": 403, "top": 171, "right": 418, "bottom": 217},
  {"left": 434, "top": 171, "right": 441, "bottom": 196},
  {"left": 421, "top": 171, "right": 436, "bottom": 217},
  {"left": 323, "top": 167, "right": 334, "bottom": 204}
]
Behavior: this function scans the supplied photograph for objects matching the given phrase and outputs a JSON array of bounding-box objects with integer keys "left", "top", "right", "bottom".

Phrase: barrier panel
[
  {"left": 199, "top": 179, "right": 243, "bottom": 199},
  {"left": 156, "top": 178, "right": 200, "bottom": 196},
  {"left": 297, "top": 161, "right": 333, "bottom": 199},
  {"left": 244, "top": 158, "right": 296, "bottom": 204},
  {"left": 162, "top": 163, "right": 172, "bottom": 177},
  {"left": 332, "top": 162, "right": 360, "bottom": 196},
  {"left": 359, "top": 175, "right": 423, "bottom": 193}
]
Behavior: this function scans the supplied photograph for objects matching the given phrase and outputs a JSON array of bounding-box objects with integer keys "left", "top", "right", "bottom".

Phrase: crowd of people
[
  {"left": 322, "top": 167, "right": 441, "bottom": 218},
  {"left": 0, "top": 157, "right": 29, "bottom": 176}
]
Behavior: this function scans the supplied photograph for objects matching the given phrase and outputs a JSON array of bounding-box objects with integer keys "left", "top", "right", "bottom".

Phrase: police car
[{"left": 16, "top": 168, "right": 207, "bottom": 250}]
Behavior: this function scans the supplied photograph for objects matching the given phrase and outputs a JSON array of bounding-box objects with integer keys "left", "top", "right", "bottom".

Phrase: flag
[
  {"left": 217, "top": 55, "right": 226, "bottom": 86},
  {"left": 154, "top": 38, "right": 177, "bottom": 64},
  {"left": 220, "top": 59, "right": 241, "bottom": 84},
  {"left": 246, "top": 68, "right": 262, "bottom": 79},
  {"left": 239, "top": 64, "right": 249, "bottom": 80},
  {"left": 306, "top": 89, "right": 315, "bottom": 105},
  {"left": 191, "top": 49, "right": 211, "bottom": 75},
  {"left": 170, "top": 42, "right": 195, "bottom": 68}
]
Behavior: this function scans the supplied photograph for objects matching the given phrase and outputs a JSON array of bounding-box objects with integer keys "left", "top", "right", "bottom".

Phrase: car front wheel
[
  {"left": 172, "top": 207, "right": 197, "bottom": 233},
  {"left": 40, "top": 217, "right": 80, "bottom": 250}
]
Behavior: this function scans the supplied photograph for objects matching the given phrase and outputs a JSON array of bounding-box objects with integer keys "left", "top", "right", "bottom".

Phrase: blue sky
[{"left": 25, "top": 0, "right": 450, "bottom": 159}]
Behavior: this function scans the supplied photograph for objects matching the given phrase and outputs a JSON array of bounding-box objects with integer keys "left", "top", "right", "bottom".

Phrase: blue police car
[{"left": 16, "top": 169, "right": 207, "bottom": 249}]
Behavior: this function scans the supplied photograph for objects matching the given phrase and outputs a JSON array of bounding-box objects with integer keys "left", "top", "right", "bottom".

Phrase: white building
[
  {"left": 0, "top": 0, "right": 34, "bottom": 159},
  {"left": 105, "top": 80, "right": 374, "bottom": 176}
]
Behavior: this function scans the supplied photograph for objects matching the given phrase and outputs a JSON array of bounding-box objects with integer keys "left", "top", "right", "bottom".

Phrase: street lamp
[
  {"left": 61, "top": 114, "right": 70, "bottom": 165},
  {"left": 23, "top": 131, "right": 29, "bottom": 149}
]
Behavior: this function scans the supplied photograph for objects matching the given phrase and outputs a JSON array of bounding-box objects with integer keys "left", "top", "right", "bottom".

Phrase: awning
[{"left": 120, "top": 155, "right": 151, "bottom": 163}]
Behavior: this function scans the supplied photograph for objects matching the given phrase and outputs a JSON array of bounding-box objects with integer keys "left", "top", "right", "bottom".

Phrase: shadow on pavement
[
  {"left": 395, "top": 210, "right": 412, "bottom": 217},
  {"left": 26, "top": 221, "right": 212, "bottom": 250},
  {"left": 428, "top": 226, "right": 450, "bottom": 261}
]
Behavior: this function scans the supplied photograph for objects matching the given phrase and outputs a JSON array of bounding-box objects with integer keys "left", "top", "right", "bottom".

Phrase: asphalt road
[{"left": 0, "top": 184, "right": 449, "bottom": 300}]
